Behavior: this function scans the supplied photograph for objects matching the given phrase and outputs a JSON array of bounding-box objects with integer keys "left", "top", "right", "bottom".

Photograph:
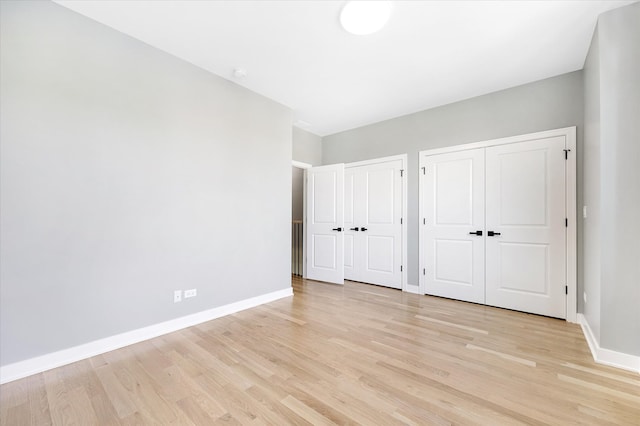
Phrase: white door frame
[
  {"left": 292, "top": 160, "right": 312, "bottom": 278},
  {"left": 345, "top": 154, "right": 408, "bottom": 292},
  {"left": 419, "top": 127, "right": 577, "bottom": 323}
]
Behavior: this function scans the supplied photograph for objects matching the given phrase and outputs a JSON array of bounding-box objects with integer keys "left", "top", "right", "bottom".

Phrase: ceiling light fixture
[{"left": 340, "top": 1, "right": 392, "bottom": 36}]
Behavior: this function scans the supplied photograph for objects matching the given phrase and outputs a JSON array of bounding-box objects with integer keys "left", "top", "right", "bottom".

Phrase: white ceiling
[{"left": 55, "top": 1, "right": 634, "bottom": 136}]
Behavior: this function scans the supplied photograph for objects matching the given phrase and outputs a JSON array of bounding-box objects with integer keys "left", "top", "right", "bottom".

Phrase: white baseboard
[
  {"left": 0, "top": 287, "right": 293, "bottom": 384},
  {"left": 403, "top": 284, "right": 422, "bottom": 295},
  {"left": 577, "top": 313, "right": 640, "bottom": 374}
]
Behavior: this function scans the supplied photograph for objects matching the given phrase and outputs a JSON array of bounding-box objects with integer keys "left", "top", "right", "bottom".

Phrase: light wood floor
[{"left": 1, "top": 276, "right": 639, "bottom": 425}]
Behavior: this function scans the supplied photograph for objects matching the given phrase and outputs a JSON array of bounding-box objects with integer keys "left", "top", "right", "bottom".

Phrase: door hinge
[
  {"left": 421, "top": 166, "right": 426, "bottom": 175},
  {"left": 423, "top": 218, "right": 426, "bottom": 225},
  {"left": 400, "top": 217, "right": 403, "bottom": 224},
  {"left": 423, "top": 268, "right": 426, "bottom": 275},
  {"left": 564, "top": 149, "right": 571, "bottom": 160},
  {"left": 565, "top": 218, "right": 568, "bottom": 227},
  {"left": 565, "top": 285, "right": 568, "bottom": 295},
  {"left": 401, "top": 265, "right": 403, "bottom": 272},
  {"left": 400, "top": 169, "right": 404, "bottom": 177}
]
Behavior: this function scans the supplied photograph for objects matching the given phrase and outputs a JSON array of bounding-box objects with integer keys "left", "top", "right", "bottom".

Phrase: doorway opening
[{"left": 292, "top": 161, "right": 311, "bottom": 276}]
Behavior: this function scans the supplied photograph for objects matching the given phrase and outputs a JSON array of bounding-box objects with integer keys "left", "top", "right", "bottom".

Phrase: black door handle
[
  {"left": 360, "top": 227, "right": 368, "bottom": 231},
  {"left": 487, "top": 231, "right": 501, "bottom": 236},
  {"left": 332, "top": 227, "right": 342, "bottom": 232},
  {"left": 469, "top": 231, "right": 483, "bottom": 236},
  {"left": 349, "top": 227, "right": 359, "bottom": 231}
]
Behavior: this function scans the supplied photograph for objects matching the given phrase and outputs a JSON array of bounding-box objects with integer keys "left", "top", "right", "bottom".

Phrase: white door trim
[
  {"left": 565, "top": 128, "right": 577, "bottom": 324},
  {"left": 345, "top": 154, "right": 408, "bottom": 292},
  {"left": 292, "top": 160, "right": 312, "bottom": 169},
  {"left": 419, "top": 127, "right": 577, "bottom": 323}
]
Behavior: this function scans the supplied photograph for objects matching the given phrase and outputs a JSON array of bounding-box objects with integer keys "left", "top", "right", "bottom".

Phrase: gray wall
[
  {"left": 582, "top": 28, "right": 602, "bottom": 341},
  {"left": 293, "top": 127, "right": 322, "bottom": 166},
  {"left": 323, "top": 72, "right": 584, "bottom": 290},
  {"left": 0, "top": 1, "right": 292, "bottom": 365},
  {"left": 584, "top": 3, "right": 640, "bottom": 356}
]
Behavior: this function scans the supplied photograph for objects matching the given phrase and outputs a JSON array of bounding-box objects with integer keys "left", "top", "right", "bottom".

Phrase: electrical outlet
[
  {"left": 184, "top": 288, "right": 197, "bottom": 298},
  {"left": 583, "top": 205, "right": 588, "bottom": 219},
  {"left": 583, "top": 292, "right": 587, "bottom": 304},
  {"left": 174, "top": 290, "right": 182, "bottom": 303}
]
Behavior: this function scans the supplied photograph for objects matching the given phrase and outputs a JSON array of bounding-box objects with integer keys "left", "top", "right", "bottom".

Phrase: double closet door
[
  {"left": 305, "top": 156, "right": 405, "bottom": 289},
  {"left": 344, "top": 159, "right": 403, "bottom": 289},
  {"left": 420, "top": 136, "right": 568, "bottom": 318}
]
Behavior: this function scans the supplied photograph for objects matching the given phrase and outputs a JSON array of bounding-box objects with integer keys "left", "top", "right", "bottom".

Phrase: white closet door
[
  {"left": 485, "top": 137, "right": 566, "bottom": 318},
  {"left": 421, "top": 149, "right": 485, "bottom": 303},
  {"left": 359, "top": 159, "right": 403, "bottom": 288},
  {"left": 306, "top": 164, "right": 344, "bottom": 285},
  {"left": 345, "top": 159, "right": 403, "bottom": 289}
]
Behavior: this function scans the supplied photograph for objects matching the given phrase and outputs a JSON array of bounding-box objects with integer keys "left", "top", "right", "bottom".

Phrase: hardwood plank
[
  {"left": 26, "top": 374, "right": 52, "bottom": 426},
  {"left": 176, "top": 396, "right": 215, "bottom": 425},
  {"left": 92, "top": 364, "right": 139, "bottom": 419},
  {"left": 465, "top": 343, "right": 537, "bottom": 367},
  {"left": 280, "top": 395, "right": 336, "bottom": 426},
  {"left": 4, "top": 403, "right": 30, "bottom": 426}
]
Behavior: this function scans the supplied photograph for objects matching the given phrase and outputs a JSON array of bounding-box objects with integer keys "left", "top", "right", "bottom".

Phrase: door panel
[
  {"left": 306, "top": 164, "right": 344, "bottom": 284},
  {"left": 366, "top": 235, "right": 394, "bottom": 272},
  {"left": 434, "top": 239, "right": 473, "bottom": 285},
  {"left": 498, "top": 243, "right": 548, "bottom": 294},
  {"left": 312, "top": 172, "right": 338, "bottom": 223},
  {"left": 435, "top": 158, "right": 475, "bottom": 226},
  {"left": 485, "top": 137, "right": 566, "bottom": 318},
  {"left": 497, "top": 148, "right": 548, "bottom": 225},
  {"left": 367, "top": 168, "right": 395, "bottom": 224},
  {"left": 422, "top": 149, "right": 485, "bottom": 303},
  {"left": 311, "top": 235, "right": 337, "bottom": 269}
]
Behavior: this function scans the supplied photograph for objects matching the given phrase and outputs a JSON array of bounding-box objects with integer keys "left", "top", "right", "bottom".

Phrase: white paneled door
[
  {"left": 420, "top": 131, "right": 570, "bottom": 319},
  {"left": 345, "top": 159, "right": 403, "bottom": 289},
  {"left": 485, "top": 137, "right": 566, "bottom": 318},
  {"left": 421, "top": 149, "right": 486, "bottom": 303},
  {"left": 306, "top": 164, "right": 344, "bottom": 285}
]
